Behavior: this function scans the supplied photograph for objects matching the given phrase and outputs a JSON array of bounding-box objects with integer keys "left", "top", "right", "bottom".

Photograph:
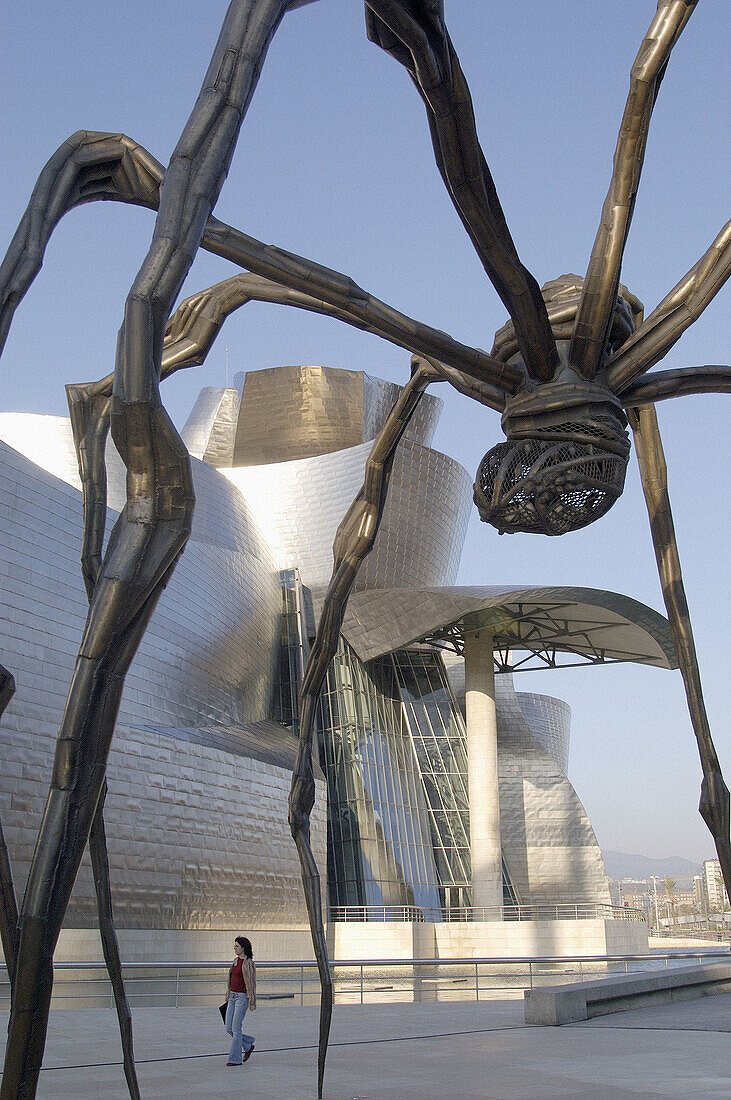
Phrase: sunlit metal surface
[
  {"left": 224, "top": 437, "right": 471, "bottom": 592},
  {"left": 180, "top": 386, "right": 241, "bottom": 467},
  {"left": 341, "top": 586, "right": 677, "bottom": 668},
  {"left": 0, "top": 430, "right": 326, "bottom": 932},
  {"left": 514, "top": 692, "right": 571, "bottom": 777},
  {"left": 443, "top": 659, "right": 570, "bottom": 778},
  {"left": 231, "top": 364, "right": 443, "bottom": 466}
]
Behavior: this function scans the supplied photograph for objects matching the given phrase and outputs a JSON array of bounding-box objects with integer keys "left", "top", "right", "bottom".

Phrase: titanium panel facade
[
  {"left": 494, "top": 672, "right": 610, "bottom": 905},
  {"left": 515, "top": 692, "right": 571, "bottom": 776},
  {"left": 181, "top": 386, "right": 241, "bottom": 468},
  {"left": 229, "top": 364, "right": 443, "bottom": 466},
  {"left": 361, "top": 372, "right": 441, "bottom": 449},
  {"left": 225, "top": 437, "right": 471, "bottom": 593},
  {"left": 0, "top": 432, "right": 326, "bottom": 930}
]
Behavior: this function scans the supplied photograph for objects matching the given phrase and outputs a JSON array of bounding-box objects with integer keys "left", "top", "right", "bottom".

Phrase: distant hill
[{"left": 603, "top": 850, "right": 702, "bottom": 882}]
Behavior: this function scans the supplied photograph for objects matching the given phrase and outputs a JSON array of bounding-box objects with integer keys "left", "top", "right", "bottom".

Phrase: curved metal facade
[
  {"left": 495, "top": 673, "right": 610, "bottom": 905},
  {"left": 516, "top": 691, "right": 571, "bottom": 775},
  {"left": 181, "top": 386, "right": 241, "bottom": 468},
  {"left": 225, "top": 437, "right": 471, "bottom": 592},
  {"left": 0, "top": 424, "right": 325, "bottom": 930},
  {"left": 227, "top": 363, "right": 443, "bottom": 466}
]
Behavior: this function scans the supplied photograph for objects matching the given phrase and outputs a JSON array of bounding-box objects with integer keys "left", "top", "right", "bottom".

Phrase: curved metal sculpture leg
[
  {"left": 609, "top": 220, "right": 731, "bottom": 393},
  {"left": 89, "top": 785, "right": 140, "bottom": 1100},
  {"left": 3, "top": 650, "right": 139, "bottom": 1100},
  {"left": 0, "top": 132, "right": 164, "bottom": 359},
  {"left": 0, "top": 124, "right": 516, "bottom": 396},
  {"left": 0, "top": 531, "right": 187, "bottom": 1100},
  {"left": 570, "top": 0, "right": 697, "bottom": 377},
  {"left": 66, "top": 383, "right": 140, "bottom": 1100},
  {"left": 365, "top": 1, "right": 557, "bottom": 382},
  {"left": 1, "top": 5, "right": 293, "bottom": 1097},
  {"left": 289, "top": 356, "right": 438, "bottom": 1097},
  {"left": 629, "top": 405, "right": 731, "bottom": 899},
  {"left": 0, "top": 666, "right": 19, "bottom": 992}
]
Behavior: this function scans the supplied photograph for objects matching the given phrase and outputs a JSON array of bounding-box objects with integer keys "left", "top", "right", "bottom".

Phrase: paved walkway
[{"left": 2, "top": 995, "right": 731, "bottom": 1098}]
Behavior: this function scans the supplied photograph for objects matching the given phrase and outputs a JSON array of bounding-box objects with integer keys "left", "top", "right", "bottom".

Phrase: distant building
[{"left": 703, "top": 859, "right": 730, "bottom": 914}]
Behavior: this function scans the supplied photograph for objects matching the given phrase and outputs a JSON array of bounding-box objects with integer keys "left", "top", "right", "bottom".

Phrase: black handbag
[{"left": 219, "top": 1001, "right": 227, "bottom": 1022}]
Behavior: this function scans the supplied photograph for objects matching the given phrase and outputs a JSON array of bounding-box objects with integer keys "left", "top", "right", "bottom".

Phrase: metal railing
[
  {"left": 330, "top": 903, "right": 646, "bottom": 923},
  {"left": 2, "top": 950, "right": 727, "bottom": 1010}
]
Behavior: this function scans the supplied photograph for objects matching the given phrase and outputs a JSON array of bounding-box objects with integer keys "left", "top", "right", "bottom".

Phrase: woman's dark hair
[{"left": 235, "top": 935, "right": 253, "bottom": 958}]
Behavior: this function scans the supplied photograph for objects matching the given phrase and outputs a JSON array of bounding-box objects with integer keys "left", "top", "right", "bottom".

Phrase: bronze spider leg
[
  {"left": 68, "top": 273, "right": 507, "bottom": 606},
  {"left": 77, "top": 270, "right": 508, "bottom": 410},
  {"left": 63, "top": 386, "right": 141, "bottom": 1100},
  {"left": 0, "top": 572, "right": 179, "bottom": 1100},
  {"left": 628, "top": 404, "right": 731, "bottom": 901},
  {"left": 65, "top": 283, "right": 483, "bottom": 1100},
  {"left": 201, "top": 221, "right": 516, "bottom": 389},
  {"left": 289, "top": 354, "right": 441, "bottom": 1097},
  {"left": 605, "top": 219, "right": 731, "bottom": 899},
  {"left": 619, "top": 364, "right": 731, "bottom": 406},
  {"left": 0, "top": 3, "right": 295, "bottom": 1097},
  {"left": 89, "top": 783, "right": 140, "bottom": 1100},
  {"left": 0, "top": 132, "right": 164, "bottom": 358},
  {"left": 0, "top": 665, "right": 19, "bottom": 993},
  {"left": 609, "top": 220, "right": 731, "bottom": 395},
  {"left": 365, "top": 1, "right": 557, "bottom": 381},
  {"left": 2, "top": 381, "right": 138, "bottom": 1100},
  {"left": 570, "top": 0, "right": 698, "bottom": 377},
  {"left": 0, "top": 131, "right": 517, "bottom": 395},
  {"left": 0, "top": 654, "right": 135, "bottom": 1100}
]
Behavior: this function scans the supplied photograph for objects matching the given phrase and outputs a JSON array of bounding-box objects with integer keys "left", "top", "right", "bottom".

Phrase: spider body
[{"left": 475, "top": 277, "right": 640, "bottom": 535}]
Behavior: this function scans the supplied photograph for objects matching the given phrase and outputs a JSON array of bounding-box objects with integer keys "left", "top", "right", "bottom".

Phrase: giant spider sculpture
[{"left": 0, "top": 2, "right": 729, "bottom": 1098}]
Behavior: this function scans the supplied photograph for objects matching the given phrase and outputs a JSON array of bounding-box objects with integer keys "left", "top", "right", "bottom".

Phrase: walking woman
[{"left": 224, "top": 935, "right": 256, "bottom": 1065}]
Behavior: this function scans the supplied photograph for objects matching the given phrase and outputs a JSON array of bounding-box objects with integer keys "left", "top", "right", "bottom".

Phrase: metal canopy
[{"left": 340, "top": 586, "right": 677, "bottom": 672}]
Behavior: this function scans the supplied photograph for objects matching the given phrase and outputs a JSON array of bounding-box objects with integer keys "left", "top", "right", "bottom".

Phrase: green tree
[{"left": 663, "top": 878, "right": 677, "bottom": 926}]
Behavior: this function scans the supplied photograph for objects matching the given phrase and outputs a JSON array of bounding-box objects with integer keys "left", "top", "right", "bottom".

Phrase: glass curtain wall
[
  {"left": 320, "top": 643, "right": 441, "bottom": 916},
  {"left": 272, "top": 568, "right": 307, "bottom": 729},
  {"left": 392, "top": 650, "right": 519, "bottom": 907},
  {"left": 273, "top": 572, "right": 517, "bottom": 915},
  {"left": 391, "top": 650, "right": 472, "bottom": 907}
]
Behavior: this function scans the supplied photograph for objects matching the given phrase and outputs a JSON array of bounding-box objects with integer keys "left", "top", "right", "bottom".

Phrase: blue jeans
[{"left": 225, "top": 991, "right": 254, "bottom": 1064}]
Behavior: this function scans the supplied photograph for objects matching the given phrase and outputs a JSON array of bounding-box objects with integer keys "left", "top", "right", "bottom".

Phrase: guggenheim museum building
[{"left": 0, "top": 364, "right": 675, "bottom": 960}]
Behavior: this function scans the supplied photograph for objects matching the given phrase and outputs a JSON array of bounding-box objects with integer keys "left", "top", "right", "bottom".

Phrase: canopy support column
[{"left": 464, "top": 629, "right": 503, "bottom": 911}]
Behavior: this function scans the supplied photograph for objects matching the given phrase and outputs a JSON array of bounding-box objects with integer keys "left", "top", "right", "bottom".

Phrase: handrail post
[
  {"left": 474, "top": 961, "right": 478, "bottom": 1001},
  {"left": 360, "top": 964, "right": 364, "bottom": 1005},
  {"left": 175, "top": 966, "right": 180, "bottom": 1007},
  {"left": 300, "top": 964, "right": 304, "bottom": 1005}
]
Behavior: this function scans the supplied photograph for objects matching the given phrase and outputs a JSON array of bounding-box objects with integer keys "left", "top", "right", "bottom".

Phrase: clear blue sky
[{"left": 1, "top": 1, "right": 729, "bottom": 864}]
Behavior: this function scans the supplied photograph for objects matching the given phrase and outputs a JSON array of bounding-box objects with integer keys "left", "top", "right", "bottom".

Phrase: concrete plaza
[{"left": 2, "top": 994, "right": 730, "bottom": 1098}]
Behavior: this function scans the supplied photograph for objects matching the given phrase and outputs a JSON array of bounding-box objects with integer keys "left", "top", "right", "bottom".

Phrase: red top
[{"left": 229, "top": 957, "right": 247, "bottom": 993}]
